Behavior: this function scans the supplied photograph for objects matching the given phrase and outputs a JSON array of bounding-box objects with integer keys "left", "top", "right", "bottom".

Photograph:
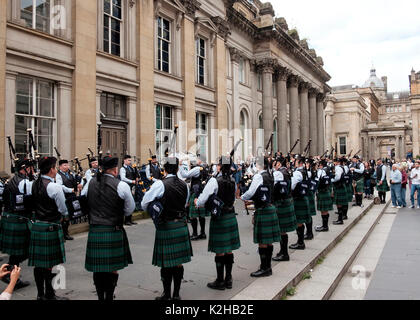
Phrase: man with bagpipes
[
  {"left": 271, "top": 156, "right": 297, "bottom": 262},
  {"left": 141, "top": 157, "right": 192, "bottom": 300},
  {"left": 314, "top": 159, "right": 333, "bottom": 232},
  {"left": 82, "top": 156, "right": 135, "bottom": 300},
  {"left": 331, "top": 157, "right": 349, "bottom": 225},
  {"left": 28, "top": 156, "right": 69, "bottom": 300},
  {"left": 194, "top": 155, "right": 240, "bottom": 290},
  {"left": 349, "top": 153, "right": 365, "bottom": 208},
  {"left": 0, "top": 137, "right": 34, "bottom": 290},
  {"left": 241, "top": 156, "right": 280, "bottom": 278},
  {"left": 55, "top": 157, "right": 83, "bottom": 240},
  {"left": 119, "top": 155, "right": 138, "bottom": 226}
]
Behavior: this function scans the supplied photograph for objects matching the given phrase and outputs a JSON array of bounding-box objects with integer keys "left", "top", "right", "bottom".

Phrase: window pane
[
  {"left": 20, "top": 0, "right": 33, "bottom": 28},
  {"left": 111, "top": 30, "right": 120, "bottom": 43},
  {"left": 16, "top": 77, "right": 33, "bottom": 115},
  {"left": 201, "top": 114, "right": 206, "bottom": 132},
  {"left": 104, "top": 0, "right": 111, "bottom": 14},
  {"left": 156, "top": 105, "right": 161, "bottom": 130},
  {"left": 35, "top": 0, "right": 50, "bottom": 32},
  {"left": 111, "top": 43, "right": 120, "bottom": 56},
  {"left": 15, "top": 116, "right": 31, "bottom": 155},
  {"left": 162, "top": 62, "right": 169, "bottom": 73},
  {"left": 111, "top": 18, "right": 120, "bottom": 32},
  {"left": 35, "top": 118, "right": 53, "bottom": 155}
]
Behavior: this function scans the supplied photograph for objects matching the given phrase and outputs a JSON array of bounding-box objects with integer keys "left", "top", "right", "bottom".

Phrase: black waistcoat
[
  {"left": 273, "top": 167, "right": 291, "bottom": 201},
  {"left": 160, "top": 176, "right": 188, "bottom": 222},
  {"left": 150, "top": 164, "right": 162, "bottom": 179},
  {"left": 58, "top": 171, "right": 77, "bottom": 192},
  {"left": 124, "top": 165, "right": 136, "bottom": 181},
  {"left": 252, "top": 171, "right": 274, "bottom": 208},
  {"left": 3, "top": 174, "right": 25, "bottom": 213},
  {"left": 216, "top": 175, "right": 236, "bottom": 210},
  {"left": 32, "top": 178, "right": 61, "bottom": 222},
  {"left": 87, "top": 175, "right": 125, "bottom": 226}
]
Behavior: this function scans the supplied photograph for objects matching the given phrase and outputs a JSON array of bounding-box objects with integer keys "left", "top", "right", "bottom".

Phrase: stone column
[
  {"left": 127, "top": 96, "right": 137, "bottom": 157},
  {"left": 308, "top": 89, "right": 318, "bottom": 156},
  {"left": 288, "top": 75, "right": 300, "bottom": 152},
  {"left": 317, "top": 94, "right": 326, "bottom": 155},
  {"left": 402, "top": 135, "right": 406, "bottom": 159},
  {"left": 4, "top": 72, "right": 18, "bottom": 174},
  {"left": 395, "top": 136, "right": 401, "bottom": 160},
  {"left": 72, "top": 0, "right": 97, "bottom": 158},
  {"left": 58, "top": 82, "right": 73, "bottom": 161},
  {"left": 299, "top": 83, "right": 310, "bottom": 153},
  {"left": 325, "top": 111, "right": 332, "bottom": 156},
  {"left": 276, "top": 68, "right": 289, "bottom": 154},
  {"left": 373, "top": 137, "right": 378, "bottom": 159},
  {"left": 230, "top": 48, "right": 241, "bottom": 152},
  {"left": 260, "top": 58, "right": 276, "bottom": 151},
  {"left": 0, "top": 0, "right": 6, "bottom": 171}
]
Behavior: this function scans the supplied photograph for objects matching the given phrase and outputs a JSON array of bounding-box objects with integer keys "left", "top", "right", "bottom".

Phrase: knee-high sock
[
  {"left": 172, "top": 266, "right": 184, "bottom": 298},
  {"left": 267, "top": 246, "right": 273, "bottom": 269},
  {"left": 214, "top": 256, "right": 225, "bottom": 282},
  {"left": 322, "top": 214, "right": 329, "bottom": 229},
  {"left": 258, "top": 247, "right": 268, "bottom": 270},
  {"left": 305, "top": 218, "right": 313, "bottom": 236},
  {"left": 160, "top": 268, "right": 172, "bottom": 298},
  {"left": 280, "top": 234, "right": 289, "bottom": 256},
  {"left": 191, "top": 218, "right": 198, "bottom": 236},
  {"left": 105, "top": 273, "right": 119, "bottom": 301},
  {"left": 44, "top": 269, "right": 55, "bottom": 297},
  {"left": 224, "top": 254, "right": 234, "bottom": 281},
  {"left": 199, "top": 217, "right": 206, "bottom": 234},
  {"left": 34, "top": 267, "right": 45, "bottom": 298},
  {"left": 93, "top": 273, "right": 105, "bottom": 300},
  {"left": 297, "top": 226, "right": 305, "bottom": 245}
]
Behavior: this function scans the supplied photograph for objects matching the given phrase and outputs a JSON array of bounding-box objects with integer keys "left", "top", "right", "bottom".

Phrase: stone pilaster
[
  {"left": 181, "top": 14, "right": 197, "bottom": 153},
  {"left": 127, "top": 96, "right": 137, "bottom": 157},
  {"left": 214, "top": 35, "right": 227, "bottom": 156},
  {"left": 288, "top": 75, "right": 300, "bottom": 153},
  {"left": 308, "top": 88, "right": 318, "bottom": 156},
  {"left": 299, "top": 82, "right": 310, "bottom": 153},
  {"left": 4, "top": 72, "right": 18, "bottom": 174},
  {"left": 0, "top": 0, "right": 6, "bottom": 171},
  {"left": 72, "top": 0, "right": 97, "bottom": 158},
  {"left": 258, "top": 58, "right": 277, "bottom": 151},
  {"left": 276, "top": 67, "right": 289, "bottom": 154},
  {"left": 137, "top": 0, "right": 155, "bottom": 162},
  {"left": 230, "top": 47, "right": 241, "bottom": 152},
  {"left": 317, "top": 94, "right": 326, "bottom": 155},
  {"left": 58, "top": 82, "right": 73, "bottom": 161}
]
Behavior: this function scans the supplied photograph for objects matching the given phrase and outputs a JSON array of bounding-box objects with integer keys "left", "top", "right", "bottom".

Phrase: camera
[{"left": 5, "top": 265, "right": 14, "bottom": 272}]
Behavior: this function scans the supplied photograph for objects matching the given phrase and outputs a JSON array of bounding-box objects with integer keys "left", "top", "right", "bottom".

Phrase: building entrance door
[{"left": 101, "top": 122, "right": 127, "bottom": 161}]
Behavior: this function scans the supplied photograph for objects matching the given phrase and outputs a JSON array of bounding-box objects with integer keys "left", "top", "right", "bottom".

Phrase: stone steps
[
  {"left": 231, "top": 199, "right": 390, "bottom": 300},
  {"left": 289, "top": 201, "right": 391, "bottom": 300}
]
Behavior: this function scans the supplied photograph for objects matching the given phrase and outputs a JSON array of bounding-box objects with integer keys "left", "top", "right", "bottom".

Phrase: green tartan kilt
[
  {"left": 274, "top": 198, "right": 297, "bottom": 233},
  {"left": 293, "top": 196, "right": 312, "bottom": 225},
  {"left": 153, "top": 220, "right": 193, "bottom": 268},
  {"left": 28, "top": 221, "right": 66, "bottom": 268},
  {"left": 317, "top": 189, "right": 333, "bottom": 212},
  {"left": 377, "top": 180, "right": 390, "bottom": 192},
  {"left": 354, "top": 178, "right": 365, "bottom": 193},
  {"left": 85, "top": 225, "right": 133, "bottom": 273},
  {"left": 346, "top": 183, "right": 354, "bottom": 202},
  {"left": 334, "top": 184, "right": 349, "bottom": 206},
  {"left": 308, "top": 191, "right": 317, "bottom": 217},
  {"left": 0, "top": 213, "right": 30, "bottom": 258},
  {"left": 253, "top": 205, "right": 280, "bottom": 245},
  {"left": 188, "top": 194, "right": 210, "bottom": 218},
  {"left": 208, "top": 213, "right": 241, "bottom": 254}
]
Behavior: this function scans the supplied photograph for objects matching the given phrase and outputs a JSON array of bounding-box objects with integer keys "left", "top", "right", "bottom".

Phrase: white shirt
[
  {"left": 119, "top": 166, "right": 135, "bottom": 185},
  {"left": 196, "top": 176, "right": 219, "bottom": 208},
  {"left": 84, "top": 168, "right": 97, "bottom": 184},
  {"left": 81, "top": 174, "right": 135, "bottom": 216},
  {"left": 331, "top": 166, "right": 344, "bottom": 183},
  {"left": 317, "top": 168, "right": 327, "bottom": 179},
  {"left": 241, "top": 170, "right": 265, "bottom": 201},
  {"left": 291, "top": 167, "right": 304, "bottom": 191},
  {"left": 141, "top": 174, "right": 190, "bottom": 211},
  {"left": 56, "top": 170, "right": 76, "bottom": 194},
  {"left": 18, "top": 179, "right": 33, "bottom": 195},
  {"left": 179, "top": 166, "right": 201, "bottom": 180},
  {"left": 410, "top": 168, "right": 420, "bottom": 185},
  {"left": 41, "top": 175, "right": 69, "bottom": 216},
  {"left": 273, "top": 169, "right": 284, "bottom": 185}
]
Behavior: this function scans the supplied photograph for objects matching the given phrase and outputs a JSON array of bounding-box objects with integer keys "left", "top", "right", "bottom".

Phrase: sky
[{"left": 271, "top": 0, "right": 420, "bottom": 92}]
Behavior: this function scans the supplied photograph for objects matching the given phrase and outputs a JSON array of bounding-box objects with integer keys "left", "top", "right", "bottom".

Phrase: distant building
[{"left": 326, "top": 68, "right": 413, "bottom": 160}]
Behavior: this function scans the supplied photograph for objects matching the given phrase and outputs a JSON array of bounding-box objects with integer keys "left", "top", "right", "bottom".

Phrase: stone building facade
[
  {"left": 0, "top": 0, "right": 330, "bottom": 173},
  {"left": 410, "top": 69, "right": 420, "bottom": 157},
  {"left": 327, "top": 68, "right": 413, "bottom": 160}
]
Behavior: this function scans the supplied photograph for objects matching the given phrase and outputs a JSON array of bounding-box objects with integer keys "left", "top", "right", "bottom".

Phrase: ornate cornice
[
  {"left": 309, "top": 88, "right": 319, "bottom": 98},
  {"left": 288, "top": 75, "right": 300, "bottom": 88},
  {"left": 181, "top": 0, "right": 201, "bottom": 16},
  {"left": 256, "top": 57, "right": 278, "bottom": 74},
  {"left": 211, "top": 16, "right": 231, "bottom": 40},
  {"left": 275, "top": 66, "right": 290, "bottom": 82},
  {"left": 299, "top": 82, "right": 310, "bottom": 92},
  {"left": 226, "top": 6, "right": 258, "bottom": 38},
  {"left": 229, "top": 47, "right": 243, "bottom": 63}
]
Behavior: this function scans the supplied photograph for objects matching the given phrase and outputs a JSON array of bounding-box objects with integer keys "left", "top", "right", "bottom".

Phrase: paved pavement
[
  {"left": 365, "top": 207, "right": 420, "bottom": 300},
  {"left": 1, "top": 201, "right": 326, "bottom": 301}
]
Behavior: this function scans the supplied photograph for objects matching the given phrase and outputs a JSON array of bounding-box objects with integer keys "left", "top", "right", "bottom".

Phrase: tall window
[
  {"left": 15, "top": 76, "right": 55, "bottom": 158},
  {"left": 104, "top": 0, "right": 122, "bottom": 56},
  {"left": 156, "top": 105, "right": 173, "bottom": 160},
  {"left": 100, "top": 93, "right": 127, "bottom": 120},
  {"left": 196, "top": 38, "right": 206, "bottom": 85},
  {"left": 20, "top": 0, "right": 50, "bottom": 33},
  {"left": 196, "top": 113, "right": 208, "bottom": 162},
  {"left": 239, "top": 58, "right": 245, "bottom": 84},
  {"left": 157, "top": 17, "right": 171, "bottom": 73},
  {"left": 339, "top": 137, "right": 347, "bottom": 155}
]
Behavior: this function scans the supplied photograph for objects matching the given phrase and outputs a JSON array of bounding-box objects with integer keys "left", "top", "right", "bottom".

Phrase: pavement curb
[
  {"left": 231, "top": 200, "right": 384, "bottom": 300},
  {"left": 321, "top": 200, "right": 391, "bottom": 300}
]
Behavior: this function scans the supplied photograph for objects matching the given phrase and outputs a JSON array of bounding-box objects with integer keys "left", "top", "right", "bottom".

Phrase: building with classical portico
[{"left": 0, "top": 0, "right": 331, "bottom": 173}]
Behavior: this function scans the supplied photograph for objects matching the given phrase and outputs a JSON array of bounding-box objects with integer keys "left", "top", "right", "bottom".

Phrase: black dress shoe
[
  {"left": 207, "top": 280, "right": 225, "bottom": 290},
  {"left": 304, "top": 233, "right": 314, "bottom": 240},
  {"left": 190, "top": 234, "right": 200, "bottom": 241},
  {"left": 343, "top": 216, "right": 348, "bottom": 220},
  {"left": 124, "top": 222, "right": 133, "bottom": 226},
  {"left": 198, "top": 233, "right": 207, "bottom": 240},
  {"left": 272, "top": 254, "right": 290, "bottom": 262},
  {"left": 172, "top": 295, "right": 182, "bottom": 301},
  {"left": 64, "top": 234, "right": 74, "bottom": 241},
  {"left": 333, "top": 220, "right": 344, "bottom": 225},
  {"left": 250, "top": 268, "right": 272, "bottom": 278},
  {"left": 289, "top": 243, "right": 305, "bottom": 250},
  {"left": 155, "top": 293, "right": 171, "bottom": 301},
  {"left": 14, "top": 279, "right": 30, "bottom": 290},
  {"left": 130, "top": 220, "right": 138, "bottom": 225},
  {"left": 315, "top": 226, "right": 329, "bottom": 232},
  {"left": 224, "top": 278, "right": 233, "bottom": 289}
]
